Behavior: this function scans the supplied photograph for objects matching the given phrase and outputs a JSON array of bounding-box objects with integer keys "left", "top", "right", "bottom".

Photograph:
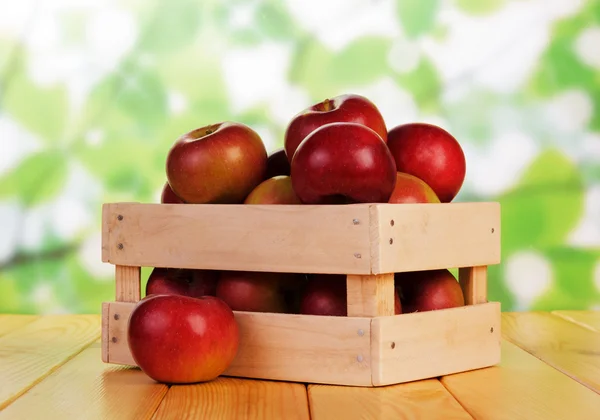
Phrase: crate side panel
[
  {"left": 103, "top": 302, "right": 374, "bottom": 386},
  {"left": 223, "top": 312, "right": 373, "bottom": 386},
  {"left": 372, "top": 202, "right": 500, "bottom": 273},
  {"left": 371, "top": 302, "right": 501, "bottom": 386},
  {"left": 103, "top": 203, "right": 372, "bottom": 274}
]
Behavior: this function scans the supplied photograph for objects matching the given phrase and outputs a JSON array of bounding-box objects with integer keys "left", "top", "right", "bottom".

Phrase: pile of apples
[{"left": 127, "top": 93, "right": 467, "bottom": 384}]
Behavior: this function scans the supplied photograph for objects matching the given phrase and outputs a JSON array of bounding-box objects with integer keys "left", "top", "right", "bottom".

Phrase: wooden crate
[{"left": 100, "top": 201, "right": 501, "bottom": 387}]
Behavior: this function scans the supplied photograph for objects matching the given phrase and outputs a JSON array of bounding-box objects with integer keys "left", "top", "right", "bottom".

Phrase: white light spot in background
[
  {"left": 283, "top": 0, "right": 399, "bottom": 51},
  {"left": 0, "top": 200, "right": 23, "bottom": 264},
  {"left": 0, "top": 0, "right": 36, "bottom": 37},
  {"left": 575, "top": 26, "right": 600, "bottom": 70},
  {"left": 544, "top": 89, "right": 594, "bottom": 133},
  {"left": 267, "top": 85, "right": 311, "bottom": 127},
  {"left": 505, "top": 251, "right": 553, "bottom": 309},
  {"left": 568, "top": 185, "right": 600, "bottom": 247},
  {"left": 167, "top": 90, "right": 189, "bottom": 115},
  {"left": 228, "top": 0, "right": 257, "bottom": 30},
  {"left": 252, "top": 125, "right": 278, "bottom": 153},
  {"left": 84, "top": 128, "right": 104, "bottom": 146},
  {"left": 460, "top": 131, "right": 538, "bottom": 196},
  {"left": 32, "top": 283, "right": 54, "bottom": 305},
  {"left": 0, "top": 115, "right": 42, "bottom": 175},
  {"left": 421, "top": 0, "right": 584, "bottom": 93},
  {"left": 51, "top": 197, "right": 92, "bottom": 241},
  {"left": 20, "top": 204, "right": 49, "bottom": 250},
  {"left": 349, "top": 77, "right": 418, "bottom": 130},
  {"left": 79, "top": 230, "right": 115, "bottom": 278},
  {"left": 387, "top": 38, "right": 421, "bottom": 74},
  {"left": 222, "top": 42, "right": 294, "bottom": 114}
]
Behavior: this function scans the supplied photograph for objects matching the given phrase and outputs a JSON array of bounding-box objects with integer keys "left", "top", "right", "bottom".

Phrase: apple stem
[{"left": 322, "top": 99, "right": 334, "bottom": 111}]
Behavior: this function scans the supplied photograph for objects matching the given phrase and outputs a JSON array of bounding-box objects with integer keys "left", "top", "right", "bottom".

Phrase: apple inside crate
[{"left": 101, "top": 201, "right": 501, "bottom": 387}]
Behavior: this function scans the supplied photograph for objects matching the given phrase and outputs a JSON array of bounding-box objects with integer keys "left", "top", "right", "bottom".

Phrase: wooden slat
[
  {"left": 0, "top": 315, "right": 100, "bottom": 410},
  {"left": 115, "top": 265, "right": 140, "bottom": 302},
  {"left": 502, "top": 312, "right": 600, "bottom": 394},
  {"left": 153, "top": 377, "right": 309, "bottom": 420},
  {"left": 0, "top": 342, "right": 168, "bottom": 419},
  {"left": 371, "top": 202, "right": 500, "bottom": 274},
  {"left": 552, "top": 310, "right": 600, "bottom": 332},
  {"left": 371, "top": 302, "right": 501, "bottom": 386},
  {"left": 441, "top": 340, "right": 600, "bottom": 420},
  {"left": 346, "top": 274, "right": 395, "bottom": 317},
  {"left": 459, "top": 266, "right": 488, "bottom": 305},
  {"left": 102, "top": 202, "right": 372, "bottom": 274},
  {"left": 0, "top": 315, "right": 38, "bottom": 337},
  {"left": 103, "top": 302, "right": 374, "bottom": 386},
  {"left": 104, "top": 302, "right": 136, "bottom": 366},
  {"left": 308, "top": 379, "right": 471, "bottom": 419}
]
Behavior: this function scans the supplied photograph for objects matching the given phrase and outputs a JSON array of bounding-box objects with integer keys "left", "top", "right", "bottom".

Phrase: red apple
[
  {"left": 387, "top": 123, "right": 466, "bottom": 203},
  {"left": 127, "top": 294, "right": 239, "bottom": 383},
  {"left": 265, "top": 148, "right": 291, "bottom": 179},
  {"left": 216, "top": 271, "right": 288, "bottom": 313},
  {"left": 300, "top": 274, "right": 347, "bottom": 316},
  {"left": 161, "top": 182, "right": 185, "bottom": 204},
  {"left": 388, "top": 172, "right": 440, "bottom": 204},
  {"left": 291, "top": 122, "right": 396, "bottom": 204},
  {"left": 166, "top": 122, "right": 268, "bottom": 204},
  {"left": 300, "top": 274, "right": 402, "bottom": 316},
  {"left": 244, "top": 175, "right": 303, "bottom": 205},
  {"left": 284, "top": 94, "right": 387, "bottom": 162},
  {"left": 395, "top": 269, "right": 465, "bottom": 313},
  {"left": 146, "top": 267, "right": 218, "bottom": 298}
]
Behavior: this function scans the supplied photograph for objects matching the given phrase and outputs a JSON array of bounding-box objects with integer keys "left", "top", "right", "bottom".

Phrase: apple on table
[{"left": 127, "top": 294, "right": 239, "bottom": 384}]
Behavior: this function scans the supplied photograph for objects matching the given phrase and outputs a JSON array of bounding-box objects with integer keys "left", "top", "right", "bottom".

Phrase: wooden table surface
[{"left": 0, "top": 311, "right": 599, "bottom": 419}]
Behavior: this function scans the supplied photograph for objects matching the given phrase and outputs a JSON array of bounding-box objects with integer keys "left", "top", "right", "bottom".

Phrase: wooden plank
[
  {"left": 153, "top": 377, "right": 309, "bottom": 420},
  {"left": 0, "top": 315, "right": 38, "bottom": 337},
  {"left": 0, "top": 342, "right": 168, "bottom": 419},
  {"left": 102, "top": 202, "right": 372, "bottom": 274},
  {"left": 103, "top": 302, "right": 374, "bottom": 386},
  {"left": 101, "top": 303, "right": 109, "bottom": 363},
  {"left": 371, "top": 202, "right": 500, "bottom": 274},
  {"left": 459, "top": 266, "right": 488, "bottom": 305},
  {"left": 115, "top": 265, "right": 140, "bottom": 302},
  {"left": 441, "top": 340, "right": 600, "bottom": 420},
  {"left": 346, "top": 273, "right": 395, "bottom": 317},
  {"left": 308, "top": 379, "right": 471, "bottom": 420},
  {"left": 0, "top": 315, "right": 100, "bottom": 410},
  {"left": 552, "top": 310, "right": 600, "bottom": 332},
  {"left": 371, "top": 302, "right": 501, "bottom": 386},
  {"left": 502, "top": 312, "right": 600, "bottom": 394}
]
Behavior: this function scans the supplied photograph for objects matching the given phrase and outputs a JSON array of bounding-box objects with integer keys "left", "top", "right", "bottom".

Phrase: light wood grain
[
  {"left": 552, "top": 310, "right": 600, "bottom": 332},
  {"left": 0, "top": 315, "right": 100, "bottom": 410},
  {"left": 346, "top": 274, "right": 395, "bottom": 317},
  {"left": 104, "top": 302, "right": 136, "bottom": 365},
  {"left": 371, "top": 202, "right": 500, "bottom": 274},
  {"left": 103, "top": 302, "right": 374, "bottom": 386},
  {"left": 0, "top": 315, "right": 38, "bottom": 337},
  {"left": 371, "top": 302, "right": 501, "bottom": 386},
  {"left": 459, "top": 266, "right": 488, "bottom": 305},
  {"left": 153, "top": 377, "right": 309, "bottom": 420},
  {"left": 102, "top": 202, "right": 372, "bottom": 274},
  {"left": 0, "top": 343, "right": 167, "bottom": 420},
  {"left": 502, "top": 312, "right": 600, "bottom": 394},
  {"left": 308, "top": 379, "right": 470, "bottom": 420},
  {"left": 115, "top": 265, "right": 140, "bottom": 302},
  {"left": 441, "top": 340, "right": 600, "bottom": 419}
]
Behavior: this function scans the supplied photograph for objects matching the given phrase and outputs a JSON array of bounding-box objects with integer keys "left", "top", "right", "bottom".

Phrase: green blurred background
[{"left": 1, "top": 0, "right": 599, "bottom": 314}]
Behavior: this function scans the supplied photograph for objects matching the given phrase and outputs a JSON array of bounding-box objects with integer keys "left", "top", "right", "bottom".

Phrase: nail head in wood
[
  {"left": 117, "top": 214, "right": 123, "bottom": 221},
  {"left": 357, "top": 329, "right": 364, "bottom": 336},
  {"left": 490, "top": 327, "right": 494, "bottom": 333},
  {"left": 354, "top": 253, "right": 362, "bottom": 259},
  {"left": 390, "top": 219, "right": 394, "bottom": 226},
  {"left": 117, "top": 243, "right": 124, "bottom": 250},
  {"left": 356, "top": 355, "right": 364, "bottom": 363},
  {"left": 111, "top": 337, "right": 118, "bottom": 343},
  {"left": 389, "top": 238, "right": 393, "bottom": 245},
  {"left": 391, "top": 342, "right": 396, "bottom": 349},
  {"left": 352, "top": 219, "right": 360, "bottom": 225},
  {"left": 491, "top": 228, "right": 495, "bottom": 233},
  {"left": 114, "top": 313, "right": 120, "bottom": 320}
]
